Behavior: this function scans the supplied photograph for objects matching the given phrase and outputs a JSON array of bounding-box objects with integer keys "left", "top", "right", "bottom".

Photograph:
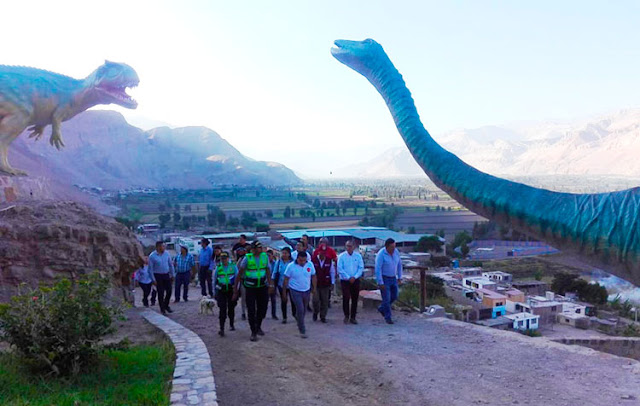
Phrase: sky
[{"left": 3, "top": 1, "right": 640, "bottom": 177}]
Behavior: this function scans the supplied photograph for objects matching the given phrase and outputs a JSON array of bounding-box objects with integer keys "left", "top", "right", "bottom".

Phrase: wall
[
  {"left": 0, "top": 176, "right": 53, "bottom": 203},
  {"left": 552, "top": 338, "right": 640, "bottom": 361}
]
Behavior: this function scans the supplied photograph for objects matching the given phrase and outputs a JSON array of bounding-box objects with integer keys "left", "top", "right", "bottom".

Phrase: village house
[{"left": 505, "top": 312, "right": 540, "bottom": 331}]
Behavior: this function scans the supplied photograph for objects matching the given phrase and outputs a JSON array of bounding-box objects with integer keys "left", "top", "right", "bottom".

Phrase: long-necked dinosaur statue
[
  {"left": 0, "top": 61, "right": 139, "bottom": 176},
  {"left": 332, "top": 38, "right": 640, "bottom": 285}
]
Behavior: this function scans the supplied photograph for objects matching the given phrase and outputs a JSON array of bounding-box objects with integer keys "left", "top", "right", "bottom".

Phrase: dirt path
[{"left": 154, "top": 298, "right": 640, "bottom": 406}]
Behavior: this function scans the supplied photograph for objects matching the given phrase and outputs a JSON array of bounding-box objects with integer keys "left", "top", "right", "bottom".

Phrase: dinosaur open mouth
[{"left": 99, "top": 82, "right": 139, "bottom": 107}]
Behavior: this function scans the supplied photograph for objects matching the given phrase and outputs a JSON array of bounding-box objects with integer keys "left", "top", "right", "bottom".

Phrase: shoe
[
  {"left": 386, "top": 319, "right": 394, "bottom": 325},
  {"left": 313, "top": 313, "right": 318, "bottom": 322},
  {"left": 257, "top": 329, "right": 265, "bottom": 336},
  {"left": 344, "top": 317, "right": 349, "bottom": 324},
  {"left": 242, "top": 314, "right": 247, "bottom": 320},
  {"left": 218, "top": 330, "right": 225, "bottom": 337},
  {"left": 184, "top": 298, "right": 189, "bottom": 302},
  {"left": 151, "top": 301, "right": 156, "bottom": 306},
  {"left": 230, "top": 325, "right": 236, "bottom": 331},
  {"left": 161, "top": 310, "right": 167, "bottom": 316},
  {"left": 282, "top": 319, "right": 287, "bottom": 324},
  {"left": 250, "top": 334, "right": 257, "bottom": 342},
  {"left": 377, "top": 307, "right": 384, "bottom": 317},
  {"left": 272, "top": 315, "right": 279, "bottom": 320},
  {"left": 166, "top": 307, "right": 174, "bottom": 313},
  {"left": 300, "top": 333, "right": 308, "bottom": 339},
  {"left": 321, "top": 318, "right": 327, "bottom": 323},
  {"left": 349, "top": 318, "right": 358, "bottom": 325},
  {"left": 174, "top": 300, "right": 180, "bottom": 304}
]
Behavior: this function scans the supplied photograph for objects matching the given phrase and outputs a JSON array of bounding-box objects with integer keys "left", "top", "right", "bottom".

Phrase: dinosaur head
[
  {"left": 331, "top": 39, "right": 390, "bottom": 78},
  {"left": 90, "top": 61, "right": 139, "bottom": 109}
]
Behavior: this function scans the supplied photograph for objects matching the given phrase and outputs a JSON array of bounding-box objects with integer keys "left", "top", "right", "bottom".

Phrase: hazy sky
[{"left": 3, "top": 1, "right": 640, "bottom": 177}]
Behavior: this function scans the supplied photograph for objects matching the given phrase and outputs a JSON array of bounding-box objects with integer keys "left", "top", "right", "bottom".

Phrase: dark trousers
[
  {"left": 174, "top": 272, "right": 191, "bottom": 301},
  {"left": 278, "top": 286, "right": 296, "bottom": 319},
  {"left": 245, "top": 286, "right": 268, "bottom": 335},
  {"left": 199, "top": 266, "right": 213, "bottom": 297},
  {"left": 378, "top": 276, "right": 399, "bottom": 320},
  {"left": 139, "top": 282, "right": 157, "bottom": 307},
  {"left": 313, "top": 285, "right": 331, "bottom": 320},
  {"left": 154, "top": 273, "right": 172, "bottom": 312},
  {"left": 216, "top": 289, "right": 237, "bottom": 330},
  {"left": 341, "top": 278, "right": 361, "bottom": 320},
  {"left": 269, "top": 290, "right": 277, "bottom": 318},
  {"left": 290, "top": 289, "right": 310, "bottom": 334}
]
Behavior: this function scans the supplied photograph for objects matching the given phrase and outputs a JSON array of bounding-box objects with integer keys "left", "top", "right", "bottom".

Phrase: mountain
[
  {"left": 335, "top": 108, "right": 640, "bottom": 179},
  {"left": 9, "top": 110, "right": 301, "bottom": 190}
]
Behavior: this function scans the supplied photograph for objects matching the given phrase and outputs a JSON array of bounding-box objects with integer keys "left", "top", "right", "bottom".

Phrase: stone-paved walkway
[{"left": 142, "top": 310, "right": 218, "bottom": 406}]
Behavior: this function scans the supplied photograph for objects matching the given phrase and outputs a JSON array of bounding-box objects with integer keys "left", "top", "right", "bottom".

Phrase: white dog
[{"left": 199, "top": 296, "right": 216, "bottom": 315}]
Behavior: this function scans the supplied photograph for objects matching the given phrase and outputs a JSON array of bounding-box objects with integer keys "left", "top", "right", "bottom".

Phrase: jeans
[
  {"left": 290, "top": 289, "right": 310, "bottom": 334},
  {"left": 154, "top": 273, "right": 172, "bottom": 313},
  {"left": 270, "top": 290, "right": 277, "bottom": 318},
  {"left": 216, "top": 289, "right": 237, "bottom": 330},
  {"left": 174, "top": 272, "right": 191, "bottom": 301},
  {"left": 245, "top": 286, "right": 268, "bottom": 335},
  {"left": 240, "top": 284, "right": 247, "bottom": 316},
  {"left": 313, "top": 285, "right": 331, "bottom": 320},
  {"left": 341, "top": 278, "right": 361, "bottom": 320},
  {"left": 277, "top": 286, "right": 296, "bottom": 320},
  {"left": 378, "top": 276, "right": 398, "bottom": 321},
  {"left": 139, "top": 282, "right": 157, "bottom": 307},
  {"left": 199, "top": 266, "right": 213, "bottom": 297}
]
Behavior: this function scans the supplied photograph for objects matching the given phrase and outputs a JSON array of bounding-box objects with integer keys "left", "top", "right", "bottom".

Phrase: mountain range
[
  {"left": 334, "top": 108, "right": 640, "bottom": 179},
  {"left": 9, "top": 110, "right": 300, "bottom": 191}
]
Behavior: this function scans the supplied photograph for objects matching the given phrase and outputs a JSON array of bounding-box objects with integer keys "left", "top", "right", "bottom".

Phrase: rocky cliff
[{"left": 0, "top": 201, "right": 143, "bottom": 301}]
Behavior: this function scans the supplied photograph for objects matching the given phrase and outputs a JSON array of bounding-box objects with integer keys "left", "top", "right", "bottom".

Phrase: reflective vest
[
  {"left": 313, "top": 257, "right": 333, "bottom": 288},
  {"left": 243, "top": 252, "right": 268, "bottom": 288},
  {"left": 216, "top": 262, "right": 236, "bottom": 291}
]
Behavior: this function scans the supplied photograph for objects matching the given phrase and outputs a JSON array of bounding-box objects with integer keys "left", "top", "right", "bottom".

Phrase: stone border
[{"left": 142, "top": 310, "right": 218, "bottom": 406}]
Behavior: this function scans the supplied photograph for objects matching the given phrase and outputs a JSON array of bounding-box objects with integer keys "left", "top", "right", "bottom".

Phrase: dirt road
[{"left": 154, "top": 298, "right": 640, "bottom": 406}]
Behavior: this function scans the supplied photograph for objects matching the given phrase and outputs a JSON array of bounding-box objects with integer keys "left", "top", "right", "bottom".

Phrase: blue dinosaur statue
[
  {"left": 0, "top": 61, "right": 139, "bottom": 176},
  {"left": 332, "top": 38, "right": 640, "bottom": 285}
]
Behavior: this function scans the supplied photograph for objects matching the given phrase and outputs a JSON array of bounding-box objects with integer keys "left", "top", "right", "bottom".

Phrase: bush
[{"left": 0, "top": 272, "right": 123, "bottom": 376}]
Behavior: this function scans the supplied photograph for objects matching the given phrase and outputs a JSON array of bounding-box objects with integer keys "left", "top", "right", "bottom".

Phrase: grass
[{"left": 0, "top": 340, "right": 174, "bottom": 406}]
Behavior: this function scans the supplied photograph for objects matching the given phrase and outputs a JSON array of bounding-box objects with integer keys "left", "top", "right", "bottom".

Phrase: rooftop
[
  {"left": 505, "top": 312, "right": 540, "bottom": 321},
  {"left": 476, "top": 288, "right": 507, "bottom": 300}
]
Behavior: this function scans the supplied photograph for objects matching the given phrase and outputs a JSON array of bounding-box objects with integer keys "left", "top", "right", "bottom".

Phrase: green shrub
[
  {"left": 0, "top": 272, "right": 123, "bottom": 376},
  {"left": 521, "top": 329, "right": 541, "bottom": 337}
]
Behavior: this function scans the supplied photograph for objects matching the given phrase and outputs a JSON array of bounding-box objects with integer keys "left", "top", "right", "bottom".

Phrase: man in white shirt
[
  {"left": 337, "top": 240, "right": 364, "bottom": 324},
  {"left": 283, "top": 252, "right": 317, "bottom": 338}
]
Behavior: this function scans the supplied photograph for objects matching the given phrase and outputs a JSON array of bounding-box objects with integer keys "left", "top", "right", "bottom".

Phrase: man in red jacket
[
  {"left": 312, "top": 237, "right": 337, "bottom": 263},
  {"left": 312, "top": 249, "right": 335, "bottom": 323}
]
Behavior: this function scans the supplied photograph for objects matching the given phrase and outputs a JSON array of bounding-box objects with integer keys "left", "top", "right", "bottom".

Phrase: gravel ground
[{"left": 142, "top": 296, "right": 640, "bottom": 406}]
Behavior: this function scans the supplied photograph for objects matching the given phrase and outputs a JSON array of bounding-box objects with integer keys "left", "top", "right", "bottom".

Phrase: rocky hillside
[
  {"left": 0, "top": 201, "right": 143, "bottom": 301},
  {"left": 9, "top": 110, "right": 301, "bottom": 190}
]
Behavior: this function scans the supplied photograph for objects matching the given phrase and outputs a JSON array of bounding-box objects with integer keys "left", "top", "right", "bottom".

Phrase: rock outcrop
[{"left": 0, "top": 200, "right": 143, "bottom": 301}]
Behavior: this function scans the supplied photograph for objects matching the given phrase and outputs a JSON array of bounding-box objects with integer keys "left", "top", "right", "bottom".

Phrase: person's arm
[
  {"left": 233, "top": 258, "right": 246, "bottom": 299},
  {"left": 266, "top": 261, "right": 274, "bottom": 293},
  {"left": 337, "top": 254, "right": 348, "bottom": 280},
  {"left": 208, "top": 249, "right": 215, "bottom": 271},
  {"left": 396, "top": 252, "right": 403, "bottom": 281},
  {"left": 282, "top": 276, "right": 290, "bottom": 302},
  {"left": 355, "top": 253, "right": 364, "bottom": 279},
  {"left": 375, "top": 251, "right": 384, "bottom": 286},
  {"left": 168, "top": 255, "right": 175, "bottom": 278},
  {"left": 148, "top": 256, "right": 157, "bottom": 283},
  {"left": 330, "top": 262, "right": 336, "bottom": 285}
]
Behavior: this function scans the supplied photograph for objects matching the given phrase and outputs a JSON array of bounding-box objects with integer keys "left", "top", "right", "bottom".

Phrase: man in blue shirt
[
  {"left": 174, "top": 244, "right": 195, "bottom": 303},
  {"left": 149, "top": 241, "right": 176, "bottom": 315},
  {"left": 375, "top": 238, "right": 403, "bottom": 324},
  {"left": 198, "top": 238, "right": 215, "bottom": 297},
  {"left": 337, "top": 240, "right": 364, "bottom": 324}
]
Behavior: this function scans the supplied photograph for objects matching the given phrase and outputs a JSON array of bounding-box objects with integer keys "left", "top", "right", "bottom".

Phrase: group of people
[{"left": 134, "top": 233, "right": 404, "bottom": 341}]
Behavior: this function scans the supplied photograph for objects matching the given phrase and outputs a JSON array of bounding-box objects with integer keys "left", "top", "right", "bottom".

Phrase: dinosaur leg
[{"left": 0, "top": 113, "right": 29, "bottom": 176}]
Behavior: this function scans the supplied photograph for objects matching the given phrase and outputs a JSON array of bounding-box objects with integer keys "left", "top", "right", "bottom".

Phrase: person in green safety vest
[
  {"left": 214, "top": 251, "right": 238, "bottom": 337},
  {"left": 234, "top": 240, "right": 274, "bottom": 341}
]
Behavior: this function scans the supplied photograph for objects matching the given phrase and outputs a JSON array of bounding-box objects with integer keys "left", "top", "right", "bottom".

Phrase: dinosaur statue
[
  {"left": 0, "top": 61, "right": 139, "bottom": 176},
  {"left": 332, "top": 39, "right": 640, "bottom": 285}
]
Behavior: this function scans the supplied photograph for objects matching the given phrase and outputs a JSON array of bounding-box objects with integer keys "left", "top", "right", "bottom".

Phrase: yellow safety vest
[
  {"left": 216, "top": 262, "right": 236, "bottom": 291},
  {"left": 243, "top": 252, "right": 268, "bottom": 288}
]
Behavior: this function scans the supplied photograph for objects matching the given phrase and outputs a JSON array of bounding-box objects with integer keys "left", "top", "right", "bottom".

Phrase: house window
[
  {"left": 551, "top": 306, "right": 557, "bottom": 311},
  {"left": 519, "top": 320, "right": 524, "bottom": 327},
  {"left": 496, "top": 302, "right": 503, "bottom": 307},
  {"left": 516, "top": 304, "right": 522, "bottom": 311},
  {"left": 576, "top": 309, "right": 581, "bottom": 314},
  {"left": 465, "top": 280, "right": 471, "bottom": 286}
]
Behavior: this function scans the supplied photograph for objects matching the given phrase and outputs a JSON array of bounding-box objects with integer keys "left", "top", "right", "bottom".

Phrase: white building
[
  {"left": 505, "top": 312, "right": 540, "bottom": 331},
  {"left": 462, "top": 277, "right": 497, "bottom": 291},
  {"left": 482, "top": 271, "right": 513, "bottom": 283}
]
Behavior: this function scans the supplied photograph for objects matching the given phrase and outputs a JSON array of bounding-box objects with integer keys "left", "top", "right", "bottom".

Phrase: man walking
[
  {"left": 312, "top": 249, "right": 335, "bottom": 323},
  {"left": 283, "top": 251, "right": 317, "bottom": 338},
  {"left": 375, "top": 238, "right": 403, "bottom": 324},
  {"left": 337, "top": 240, "right": 364, "bottom": 324},
  {"left": 134, "top": 256, "right": 156, "bottom": 307},
  {"left": 234, "top": 241, "right": 274, "bottom": 341},
  {"left": 198, "top": 238, "right": 215, "bottom": 298},
  {"left": 214, "top": 252, "right": 238, "bottom": 336},
  {"left": 266, "top": 249, "right": 278, "bottom": 320},
  {"left": 149, "top": 241, "right": 175, "bottom": 315},
  {"left": 174, "top": 244, "right": 195, "bottom": 302}
]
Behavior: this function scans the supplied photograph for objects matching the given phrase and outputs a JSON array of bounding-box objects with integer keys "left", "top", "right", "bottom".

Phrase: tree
[
  {"left": 408, "top": 226, "right": 416, "bottom": 234},
  {"left": 551, "top": 273, "right": 608, "bottom": 305},
  {"left": 284, "top": 206, "right": 291, "bottom": 218},
  {"left": 255, "top": 223, "right": 270, "bottom": 232},
  {"left": 173, "top": 212, "right": 181, "bottom": 223},
  {"left": 158, "top": 204, "right": 166, "bottom": 213},
  {"left": 158, "top": 213, "right": 171, "bottom": 228},
  {"left": 217, "top": 211, "right": 226, "bottom": 226},
  {"left": 460, "top": 242, "right": 470, "bottom": 258},
  {"left": 416, "top": 235, "right": 444, "bottom": 253},
  {"left": 265, "top": 209, "right": 274, "bottom": 218},
  {"left": 452, "top": 231, "right": 473, "bottom": 248}
]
